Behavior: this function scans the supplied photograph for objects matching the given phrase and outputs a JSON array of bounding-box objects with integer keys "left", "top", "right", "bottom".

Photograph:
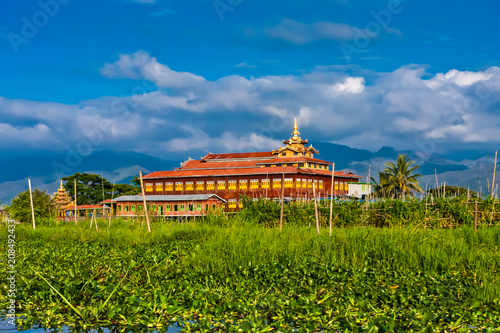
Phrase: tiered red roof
[
  {"left": 144, "top": 120, "right": 362, "bottom": 181},
  {"left": 202, "top": 152, "right": 274, "bottom": 160},
  {"left": 144, "top": 165, "right": 361, "bottom": 179}
]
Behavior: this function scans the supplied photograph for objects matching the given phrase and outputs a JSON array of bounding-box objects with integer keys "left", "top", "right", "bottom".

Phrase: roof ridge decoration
[{"left": 273, "top": 118, "right": 319, "bottom": 156}]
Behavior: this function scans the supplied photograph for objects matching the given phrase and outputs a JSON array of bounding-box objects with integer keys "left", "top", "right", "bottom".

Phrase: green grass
[{"left": 1, "top": 219, "right": 500, "bottom": 331}]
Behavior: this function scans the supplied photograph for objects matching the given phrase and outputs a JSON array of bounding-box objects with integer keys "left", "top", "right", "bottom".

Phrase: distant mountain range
[
  {"left": 0, "top": 150, "right": 181, "bottom": 205},
  {"left": 0, "top": 144, "right": 497, "bottom": 205}
]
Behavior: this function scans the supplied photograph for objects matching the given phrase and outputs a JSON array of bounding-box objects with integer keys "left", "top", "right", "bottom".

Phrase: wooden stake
[
  {"left": 74, "top": 179, "right": 78, "bottom": 225},
  {"left": 492, "top": 151, "right": 497, "bottom": 197},
  {"left": 329, "top": 163, "right": 335, "bottom": 236},
  {"left": 109, "top": 178, "right": 115, "bottom": 228},
  {"left": 28, "top": 178, "right": 36, "bottom": 229},
  {"left": 93, "top": 208, "right": 98, "bottom": 232},
  {"left": 280, "top": 166, "right": 285, "bottom": 231},
  {"left": 313, "top": 182, "right": 320, "bottom": 236},
  {"left": 101, "top": 172, "right": 105, "bottom": 220},
  {"left": 474, "top": 201, "right": 478, "bottom": 232},
  {"left": 443, "top": 182, "right": 446, "bottom": 198},
  {"left": 425, "top": 183, "right": 428, "bottom": 212},
  {"left": 139, "top": 171, "right": 151, "bottom": 233},
  {"left": 435, "top": 169, "right": 439, "bottom": 197}
]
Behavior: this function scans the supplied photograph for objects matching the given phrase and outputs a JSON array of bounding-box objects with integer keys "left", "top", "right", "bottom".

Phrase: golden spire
[{"left": 292, "top": 118, "right": 300, "bottom": 138}]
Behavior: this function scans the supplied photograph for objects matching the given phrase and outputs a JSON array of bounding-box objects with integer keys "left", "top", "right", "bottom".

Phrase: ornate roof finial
[{"left": 292, "top": 118, "right": 300, "bottom": 137}]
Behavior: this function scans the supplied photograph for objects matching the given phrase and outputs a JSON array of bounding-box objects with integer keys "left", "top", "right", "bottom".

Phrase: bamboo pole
[
  {"left": 329, "top": 163, "right": 335, "bottom": 236},
  {"left": 139, "top": 171, "right": 151, "bottom": 233},
  {"left": 109, "top": 178, "right": 115, "bottom": 228},
  {"left": 425, "top": 183, "right": 428, "bottom": 213},
  {"left": 492, "top": 151, "right": 497, "bottom": 197},
  {"left": 435, "top": 169, "right": 439, "bottom": 197},
  {"left": 313, "top": 182, "right": 320, "bottom": 236},
  {"left": 93, "top": 208, "right": 98, "bottom": 232},
  {"left": 474, "top": 201, "right": 478, "bottom": 232},
  {"left": 280, "top": 166, "right": 285, "bottom": 231},
  {"left": 101, "top": 172, "right": 105, "bottom": 219},
  {"left": 74, "top": 179, "right": 77, "bottom": 225},
  {"left": 28, "top": 178, "right": 36, "bottom": 229}
]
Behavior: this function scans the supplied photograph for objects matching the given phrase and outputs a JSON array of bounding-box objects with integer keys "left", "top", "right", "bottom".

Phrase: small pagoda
[{"left": 53, "top": 180, "right": 72, "bottom": 219}]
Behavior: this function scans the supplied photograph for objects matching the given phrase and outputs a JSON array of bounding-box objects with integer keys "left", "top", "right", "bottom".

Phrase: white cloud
[
  {"left": 426, "top": 69, "right": 493, "bottom": 89},
  {"left": 100, "top": 51, "right": 205, "bottom": 88},
  {"left": 264, "top": 18, "right": 377, "bottom": 45},
  {"left": 235, "top": 62, "right": 257, "bottom": 69},
  {"left": 0, "top": 122, "right": 52, "bottom": 149},
  {"left": 331, "top": 77, "right": 365, "bottom": 94},
  {"left": 3, "top": 51, "right": 500, "bottom": 156},
  {"left": 160, "top": 126, "right": 281, "bottom": 152}
]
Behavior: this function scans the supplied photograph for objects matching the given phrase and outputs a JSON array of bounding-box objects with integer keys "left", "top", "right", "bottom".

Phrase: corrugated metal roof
[
  {"left": 307, "top": 169, "right": 363, "bottom": 178},
  {"left": 113, "top": 194, "right": 227, "bottom": 203},
  {"left": 65, "top": 204, "right": 104, "bottom": 210}
]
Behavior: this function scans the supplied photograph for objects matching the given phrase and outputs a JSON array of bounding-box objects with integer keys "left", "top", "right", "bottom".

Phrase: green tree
[
  {"left": 370, "top": 171, "right": 390, "bottom": 198},
  {"left": 130, "top": 176, "right": 141, "bottom": 187},
  {"left": 375, "top": 154, "right": 424, "bottom": 199},
  {"left": 6, "top": 189, "right": 55, "bottom": 223},
  {"left": 62, "top": 173, "right": 113, "bottom": 205},
  {"left": 114, "top": 182, "right": 141, "bottom": 196},
  {"left": 62, "top": 173, "right": 141, "bottom": 204}
]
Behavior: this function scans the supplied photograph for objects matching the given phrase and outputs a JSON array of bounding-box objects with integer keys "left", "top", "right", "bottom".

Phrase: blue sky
[{"left": 1, "top": 0, "right": 500, "bottom": 160}]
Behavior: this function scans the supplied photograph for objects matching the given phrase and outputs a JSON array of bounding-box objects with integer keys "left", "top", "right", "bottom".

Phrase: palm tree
[
  {"left": 370, "top": 171, "right": 390, "bottom": 198},
  {"left": 382, "top": 154, "right": 423, "bottom": 199}
]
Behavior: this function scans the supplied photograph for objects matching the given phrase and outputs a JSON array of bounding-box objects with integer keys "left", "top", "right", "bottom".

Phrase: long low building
[
  {"left": 143, "top": 119, "right": 362, "bottom": 210},
  {"left": 113, "top": 194, "right": 226, "bottom": 217}
]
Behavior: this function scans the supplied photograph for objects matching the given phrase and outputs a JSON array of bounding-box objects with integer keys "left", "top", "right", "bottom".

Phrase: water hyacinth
[{"left": 0, "top": 199, "right": 499, "bottom": 332}]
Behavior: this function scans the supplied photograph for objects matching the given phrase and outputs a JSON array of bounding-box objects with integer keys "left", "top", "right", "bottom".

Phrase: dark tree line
[
  {"left": 6, "top": 173, "right": 141, "bottom": 222},
  {"left": 61, "top": 173, "right": 141, "bottom": 205}
]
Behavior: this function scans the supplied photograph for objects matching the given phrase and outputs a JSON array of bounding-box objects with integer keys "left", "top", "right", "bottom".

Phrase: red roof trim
[
  {"left": 203, "top": 151, "right": 274, "bottom": 160},
  {"left": 144, "top": 166, "right": 362, "bottom": 179}
]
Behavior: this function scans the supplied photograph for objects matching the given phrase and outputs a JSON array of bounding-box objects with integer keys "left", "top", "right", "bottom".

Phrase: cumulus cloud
[
  {"left": 100, "top": 51, "right": 205, "bottom": 88},
  {"left": 264, "top": 18, "right": 377, "bottom": 44},
  {"left": 2, "top": 51, "right": 500, "bottom": 157},
  {"left": 331, "top": 77, "right": 365, "bottom": 94},
  {"left": 426, "top": 68, "right": 494, "bottom": 89}
]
